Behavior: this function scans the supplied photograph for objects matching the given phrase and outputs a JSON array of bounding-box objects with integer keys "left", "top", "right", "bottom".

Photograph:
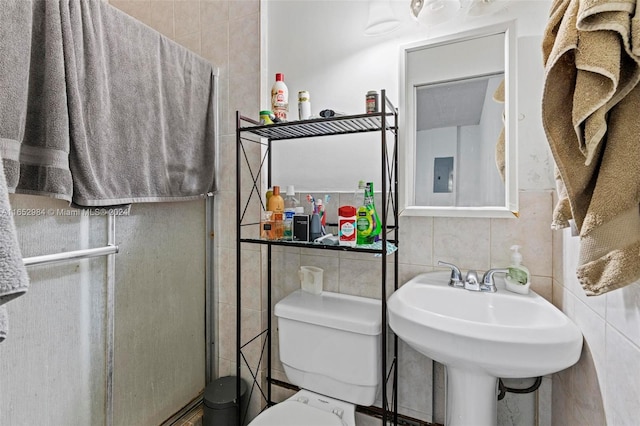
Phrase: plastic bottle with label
[
  {"left": 267, "top": 185, "right": 284, "bottom": 214},
  {"left": 356, "top": 182, "right": 381, "bottom": 245},
  {"left": 338, "top": 206, "right": 357, "bottom": 247},
  {"left": 310, "top": 213, "right": 322, "bottom": 241},
  {"left": 283, "top": 186, "right": 299, "bottom": 241},
  {"left": 353, "top": 180, "right": 366, "bottom": 209},
  {"left": 298, "top": 90, "right": 311, "bottom": 120},
  {"left": 271, "top": 73, "right": 289, "bottom": 121},
  {"left": 316, "top": 198, "right": 326, "bottom": 228},
  {"left": 267, "top": 186, "right": 284, "bottom": 239},
  {"left": 366, "top": 91, "right": 379, "bottom": 113}
]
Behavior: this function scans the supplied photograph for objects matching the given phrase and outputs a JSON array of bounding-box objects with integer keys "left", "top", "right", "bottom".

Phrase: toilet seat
[{"left": 249, "top": 399, "right": 346, "bottom": 426}]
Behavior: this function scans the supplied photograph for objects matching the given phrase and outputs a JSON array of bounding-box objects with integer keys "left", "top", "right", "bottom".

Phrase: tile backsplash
[{"left": 551, "top": 203, "right": 640, "bottom": 425}]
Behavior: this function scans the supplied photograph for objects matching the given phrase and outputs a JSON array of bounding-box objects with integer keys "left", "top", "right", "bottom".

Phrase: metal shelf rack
[{"left": 235, "top": 89, "right": 399, "bottom": 425}]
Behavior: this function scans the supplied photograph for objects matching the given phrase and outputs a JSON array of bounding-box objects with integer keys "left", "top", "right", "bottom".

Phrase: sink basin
[{"left": 388, "top": 270, "right": 583, "bottom": 426}]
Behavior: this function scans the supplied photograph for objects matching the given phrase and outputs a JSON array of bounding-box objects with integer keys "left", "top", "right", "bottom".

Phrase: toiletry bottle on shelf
[
  {"left": 365, "top": 182, "right": 381, "bottom": 241},
  {"left": 366, "top": 90, "right": 379, "bottom": 113},
  {"left": 310, "top": 212, "right": 322, "bottom": 241},
  {"left": 267, "top": 185, "right": 284, "bottom": 214},
  {"left": 316, "top": 198, "right": 326, "bottom": 229},
  {"left": 271, "top": 73, "right": 289, "bottom": 121},
  {"left": 267, "top": 186, "right": 285, "bottom": 239},
  {"left": 505, "top": 245, "right": 531, "bottom": 294},
  {"left": 338, "top": 205, "right": 357, "bottom": 247},
  {"left": 283, "top": 186, "right": 299, "bottom": 241},
  {"left": 260, "top": 110, "right": 274, "bottom": 125},
  {"left": 266, "top": 187, "right": 273, "bottom": 207},
  {"left": 298, "top": 90, "right": 311, "bottom": 120},
  {"left": 356, "top": 182, "right": 381, "bottom": 245},
  {"left": 267, "top": 185, "right": 284, "bottom": 213},
  {"left": 261, "top": 211, "right": 274, "bottom": 240},
  {"left": 353, "top": 180, "right": 366, "bottom": 209},
  {"left": 292, "top": 206, "right": 308, "bottom": 241}
]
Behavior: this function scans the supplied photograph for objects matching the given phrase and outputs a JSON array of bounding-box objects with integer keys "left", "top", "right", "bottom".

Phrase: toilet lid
[{"left": 250, "top": 400, "right": 344, "bottom": 426}]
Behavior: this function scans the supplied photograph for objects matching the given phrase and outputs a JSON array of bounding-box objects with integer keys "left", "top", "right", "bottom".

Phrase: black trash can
[{"left": 203, "top": 376, "right": 247, "bottom": 426}]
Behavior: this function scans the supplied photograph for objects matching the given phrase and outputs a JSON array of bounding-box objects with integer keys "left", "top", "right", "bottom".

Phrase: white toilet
[{"left": 249, "top": 289, "right": 382, "bottom": 426}]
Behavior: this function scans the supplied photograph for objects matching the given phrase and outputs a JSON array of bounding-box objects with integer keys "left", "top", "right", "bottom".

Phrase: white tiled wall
[{"left": 551, "top": 212, "right": 640, "bottom": 425}]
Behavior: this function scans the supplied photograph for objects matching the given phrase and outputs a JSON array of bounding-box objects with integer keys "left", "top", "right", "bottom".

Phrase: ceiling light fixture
[
  {"left": 412, "top": 0, "right": 460, "bottom": 26},
  {"left": 410, "top": 0, "right": 424, "bottom": 18},
  {"left": 466, "top": 0, "right": 506, "bottom": 17},
  {"left": 364, "top": 0, "right": 401, "bottom": 36}
]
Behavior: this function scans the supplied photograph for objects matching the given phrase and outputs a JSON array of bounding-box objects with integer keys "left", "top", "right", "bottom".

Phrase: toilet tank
[{"left": 274, "top": 290, "right": 382, "bottom": 406}]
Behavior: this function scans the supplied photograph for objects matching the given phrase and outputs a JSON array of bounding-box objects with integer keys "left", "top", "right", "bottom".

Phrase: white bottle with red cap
[{"left": 271, "top": 73, "right": 289, "bottom": 121}]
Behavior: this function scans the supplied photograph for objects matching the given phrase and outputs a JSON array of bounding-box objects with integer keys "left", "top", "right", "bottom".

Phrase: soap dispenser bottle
[{"left": 505, "top": 245, "right": 531, "bottom": 294}]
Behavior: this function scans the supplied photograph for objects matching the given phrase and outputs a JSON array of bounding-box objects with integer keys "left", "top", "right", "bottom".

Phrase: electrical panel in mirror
[{"left": 400, "top": 21, "right": 518, "bottom": 217}]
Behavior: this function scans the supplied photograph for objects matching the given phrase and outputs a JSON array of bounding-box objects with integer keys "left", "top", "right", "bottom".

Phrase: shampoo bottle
[
  {"left": 267, "top": 186, "right": 284, "bottom": 239},
  {"left": 271, "top": 73, "right": 289, "bottom": 121},
  {"left": 505, "top": 245, "right": 530, "bottom": 294},
  {"left": 267, "top": 185, "right": 284, "bottom": 214}
]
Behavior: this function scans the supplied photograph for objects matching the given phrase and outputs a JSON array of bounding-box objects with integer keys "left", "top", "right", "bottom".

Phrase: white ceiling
[{"left": 416, "top": 76, "right": 498, "bottom": 131}]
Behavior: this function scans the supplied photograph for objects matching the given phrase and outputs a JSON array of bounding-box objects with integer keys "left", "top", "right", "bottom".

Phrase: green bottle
[{"left": 356, "top": 182, "right": 381, "bottom": 245}]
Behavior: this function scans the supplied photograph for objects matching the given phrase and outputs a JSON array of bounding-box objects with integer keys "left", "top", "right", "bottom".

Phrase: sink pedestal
[{"left": 446, "top": 367, "right": 498, "bottom": 426}]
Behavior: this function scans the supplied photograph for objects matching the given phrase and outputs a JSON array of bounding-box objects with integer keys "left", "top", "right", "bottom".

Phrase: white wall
[
  {"left": 458, "top": 125, "right": 483, "bottom": 204},
  {"left": 416, "top": 127, "right": 457, "bottom": 206},
  {"left": 266, "top": 0, "right": 554, "bottom": 194},
  {"left": 476, "top": 75, "right": 505, "bottom": 206}
]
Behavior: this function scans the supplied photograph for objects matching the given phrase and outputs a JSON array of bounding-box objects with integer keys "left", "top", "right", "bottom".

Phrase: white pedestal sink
[{"left": 388, "top": 271, "right": 583, "bottom": 426}]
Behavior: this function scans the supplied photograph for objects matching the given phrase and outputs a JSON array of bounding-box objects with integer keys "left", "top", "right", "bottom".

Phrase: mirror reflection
[
  {"left": 401, "top": 22, "right": 517, "bottom": 217},
  {"left": 415, "top": 73, "right": 505, "bottom": 207}
]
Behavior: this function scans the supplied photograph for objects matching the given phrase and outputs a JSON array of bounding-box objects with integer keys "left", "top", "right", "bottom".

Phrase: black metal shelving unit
[{"left": 235, "top": 90, "right": 399, "bottom": 425}]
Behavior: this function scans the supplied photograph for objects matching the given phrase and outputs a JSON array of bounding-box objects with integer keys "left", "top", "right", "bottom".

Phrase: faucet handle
[
  {"left": 481, "top": 268, "right": 509, "bottom": 292},
  {"left": 482, "top": 268, "right": 509, "bottom": 285},
  {"left": 437, "top": 261, "right": 463, "bottom": 287}
]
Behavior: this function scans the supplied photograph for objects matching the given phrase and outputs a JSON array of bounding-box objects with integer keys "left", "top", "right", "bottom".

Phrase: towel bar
[{"left": 22, "top": 245, "right": 119, "bottom": 267}]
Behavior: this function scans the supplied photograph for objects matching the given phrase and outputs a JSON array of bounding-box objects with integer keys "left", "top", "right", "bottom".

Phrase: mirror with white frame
[{"left": 400, "top": 21, "right": 518, "bottom": 217}]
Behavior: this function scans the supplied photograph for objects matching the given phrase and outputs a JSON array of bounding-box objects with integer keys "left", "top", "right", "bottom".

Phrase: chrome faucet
[
  {"left": 438, "top": 261, "right": 507, "bottom": 292},
  {"left": 480, "top": 268, "right": 509, "bottom": 293},
  {"left": 464, "top": 270, "right": 480, "bottom": 291}
]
